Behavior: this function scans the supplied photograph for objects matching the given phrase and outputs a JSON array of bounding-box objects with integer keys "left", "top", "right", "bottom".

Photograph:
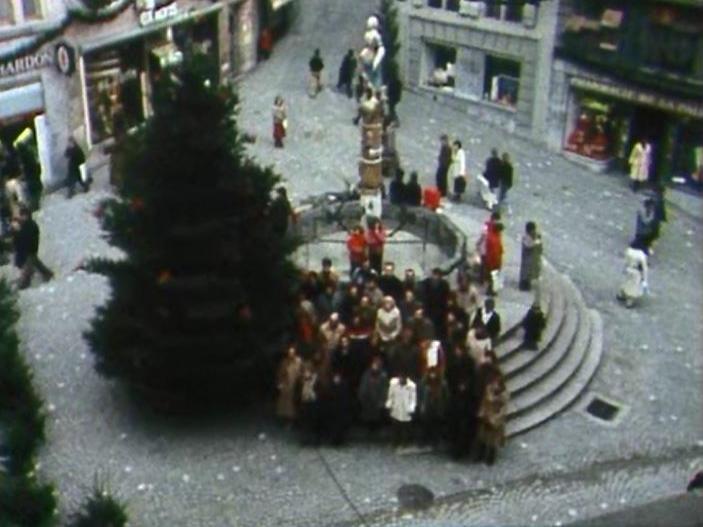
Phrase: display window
[
  {"left": 85, "top": 40, "right": 146, "bottom": 144},
  {"left": 425, "top": 43, "right": 456, "bottom": 90},
  {"left": 564, "top": 96, "right": 619, "bottom": 160},
  {"left": 483, "top": 55, "right": 520, "bottom": 108}
]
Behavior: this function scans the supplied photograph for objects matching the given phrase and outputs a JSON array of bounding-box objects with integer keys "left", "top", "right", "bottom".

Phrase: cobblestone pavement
[{"left": 3, "top": 0, "right": 702, "bottom": 525}]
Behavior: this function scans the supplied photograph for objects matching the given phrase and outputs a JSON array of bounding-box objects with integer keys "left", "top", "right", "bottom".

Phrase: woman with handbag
[{"left": 272, "top": 95, "right": 287, "bottom": 148}]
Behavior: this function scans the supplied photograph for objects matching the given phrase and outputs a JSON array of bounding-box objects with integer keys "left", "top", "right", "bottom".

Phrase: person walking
[
  {"left": 484, "top": 148, "right": 502, "bottom": 198},
  {"left": 634, "top": 197, "right": 659, "bottom": 254},
  {"left": 272, "top": 96, "right": 287, "bottom": 148},
  {"left": 336, "top": 49, "right": 357, "bottom": 98},
  {"left": 64, "top": 137, "right": 88, "bottom": 198},
  {"left": 12, "top": 205, "right": 53, "bottom": 289},
  {"left": 435, "top": 135, "right": 452, "bottom": 198},
  {"left": 309, "top": 49, "right": 325, "bottom": 97},
  {"left": 628, "top": 139, "right": 651, "bottom": 191},
  {"left": 451, "top": 140, "right": 467, "bottom": 202},
  {"left": 617, "top": 238, "right": 649, "bottom": 308},
  {"left": 518, "top": 221, "right": 543, "bottom": 291},
  {"left": 498, "top": 152, "right": 514, "bottom": 213}
]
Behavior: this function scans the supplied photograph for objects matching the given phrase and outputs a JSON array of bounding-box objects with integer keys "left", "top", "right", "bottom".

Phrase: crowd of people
[{"left": 275, "top": 209, "right": 546, "bottom": 462}]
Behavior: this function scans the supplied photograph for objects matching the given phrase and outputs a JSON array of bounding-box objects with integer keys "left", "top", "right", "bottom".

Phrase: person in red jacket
[
  {"left": 346, "top": 225, "right": 367, "bottom": 275},
  {"left": 484, "top": 222, "right": 504, "bottom": 296},
  {"left": 365, "top": 218, "right": 387, "bottom": 274}
]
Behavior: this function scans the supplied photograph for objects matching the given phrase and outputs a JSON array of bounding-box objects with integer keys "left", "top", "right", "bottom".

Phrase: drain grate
[
  {"left": 397, "top": 484, "right": 434, "bottom": 510},
  {"left": 586, "top": 397, "right": 620, "bottom": 422}
]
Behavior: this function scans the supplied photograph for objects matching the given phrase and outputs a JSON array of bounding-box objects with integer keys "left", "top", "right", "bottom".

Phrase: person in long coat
[
  {"left": 418, "top": 366, "right": 449, "bottom": 446},
  {"left": 276, "top": 345, "right": 303, "bottom": 422},
  {"left": 484, "top": 222, "right": 504, "bottom": 295},
  {"left": 435, "top": 134, "right": 452, "bottom": 197},
  {"left": 519, "top": 221, "right": 543, "bottom": 291},
  {"left": 628, "top": 139, "right": 651, "bottom": 191},
  {"left": 358, "top": 357, "right": 389, "bottom": 436},
  {"left": 476, "top": 368, "right": 509, "bottom": 465},
  {"left": 450, "top": 140, "right": 467, "bottom": 201},
  {"left": 617, "top": 238, "right": 649, "bottom": 308},
  {"left": 336, "top": 49, "right": 357, "bottom": 98}
]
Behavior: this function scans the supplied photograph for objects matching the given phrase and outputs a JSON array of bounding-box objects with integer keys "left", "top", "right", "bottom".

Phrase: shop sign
[
  {"left": 137, "top": 1, "right": 180, "bottom": 27},
  {"left": 55, "top": 42, "right": 76, "bottom": 76},
  {"left": 0, "top": 50, "right": 53, "bottom": 78},
  {"left": 571, "top": 77, "right": 703, "bottom": 119}
]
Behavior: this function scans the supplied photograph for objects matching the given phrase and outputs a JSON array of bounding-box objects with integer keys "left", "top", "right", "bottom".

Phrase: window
[
  {"left": 0, "top": 0, "right": 14, "bottom": 23},
  {"left": 21, "top": 0, "right": 40, "bottom": 18},
  {"left": 427, "top": 0, "right": 459, "bottom": 10},
  {"left": 505, "top": 2, "right": 524, "bottom": 23},
  {"left": 446, "top": 0, "right": 459, "bottom": 11},
  {"left": 426, "top": 43, "right": 457, "bottom": 90},
  {"left": 483, "top": 55, "right": 520, "bottom": 108},
  {"left": 428, "top": 0, "right": 442, "bottom": 7}
]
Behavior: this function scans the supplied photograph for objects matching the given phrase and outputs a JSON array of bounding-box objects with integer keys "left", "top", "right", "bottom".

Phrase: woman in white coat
[
  {"left": 451, "top": 140, "right": 467, "bottom": 202},
  {"left": 617, "top": 239, "right": 649, "bottom": 308},
  {"left": 628, "top": 140, "right": 651, "bottom": 191}
]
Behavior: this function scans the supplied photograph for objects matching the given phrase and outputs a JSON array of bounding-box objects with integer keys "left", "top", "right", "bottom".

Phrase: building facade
[
  {"left": 547, "top": 0, "right": 703, "bottom": 186},
  {"left": 0, "top": 0, "right": 261, "bottom": 191},
  {"left": 396, "top": 0, "right": 559, "bottom": 140}
]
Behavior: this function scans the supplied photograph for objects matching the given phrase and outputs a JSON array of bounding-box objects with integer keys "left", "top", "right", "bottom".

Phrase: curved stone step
[
  {"left": 506, "top": 295, "right": 581, "bottom": 395},
  {"left": 498, "top": 267, "right": 567, "bottom": 369},
  {"left": 506, "top": 309, "right": 604, "bottom": 436},
  {"left": 507, "top": 277, "right": 593, "bottom": 419},
  {"left": 496, "top": 266, "right": 566, "bottom": 366}
]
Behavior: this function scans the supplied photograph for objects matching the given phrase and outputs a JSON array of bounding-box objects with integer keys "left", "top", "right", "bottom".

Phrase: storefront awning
[{"left": 0, "top": 82, "right": 44, "bottom": 121}]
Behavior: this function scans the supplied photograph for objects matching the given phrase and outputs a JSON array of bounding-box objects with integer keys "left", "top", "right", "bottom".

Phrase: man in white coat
[{"left": 386, "top": 374, "right": 416, "bottom": 448}]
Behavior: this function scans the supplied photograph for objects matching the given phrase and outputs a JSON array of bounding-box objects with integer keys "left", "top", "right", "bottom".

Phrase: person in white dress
[
  {"left": 450, "top": 140, "right": 467, "bottom": 201},
  {"left": 628, "top": 139, "right": 652, "bottom": 191},
  {"left": 616, "top": 239, "right": 649, "bottom": 308}
]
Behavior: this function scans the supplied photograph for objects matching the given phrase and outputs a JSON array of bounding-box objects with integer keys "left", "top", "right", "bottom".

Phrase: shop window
[
  {"left": 483, "top": 55, "right": 520, "bottom": 108},
  {"left": 0, "top": 0, "right": 14, "bottom": 23},
  {"left": 564, "top": 97, "right": 617, "bottom": 161},
  {"left": 505, "top": 2, "right": 524, "bottom": 23},
  {"left": 21, "top": 0, "right": 40, "bottom": 18},
  {"left": 85, "top": 41, "right": 146, "bottom": 144},
  {"left": 426, "top": 43, "right": 456, "bottom": 90},
  {"left": 446, "top": 0, "right": 459, "bottom": 12}
]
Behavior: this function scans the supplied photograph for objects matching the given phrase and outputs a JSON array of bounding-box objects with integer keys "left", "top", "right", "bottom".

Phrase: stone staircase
[{"left": 495, "top": 263, "right": 604, "bottom": 437}]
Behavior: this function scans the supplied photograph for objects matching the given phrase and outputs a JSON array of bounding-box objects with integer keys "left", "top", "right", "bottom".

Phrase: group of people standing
[
  {"left": 434, "top": 137, "right": 514, "bottom": 212},
  {"left": 277, "top": 253, "right": 511, "bottom": 462}
]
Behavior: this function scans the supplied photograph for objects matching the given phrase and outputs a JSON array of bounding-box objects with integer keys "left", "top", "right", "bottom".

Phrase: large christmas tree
[{"left": 85, "top": 57, "right": 299, "bottom": 407}]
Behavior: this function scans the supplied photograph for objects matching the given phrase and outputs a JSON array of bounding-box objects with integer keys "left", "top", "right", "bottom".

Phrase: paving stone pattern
[{"left": 2, "top": 0, "right": 702, "bottom": 525}]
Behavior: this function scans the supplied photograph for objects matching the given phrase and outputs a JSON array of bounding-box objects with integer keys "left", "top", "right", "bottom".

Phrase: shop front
[
  {"left": 562, "top": 76, "right": 703, "bottom": 187},
  {"left": 78, "top": 4, "right": 223, "bottom": 147}
]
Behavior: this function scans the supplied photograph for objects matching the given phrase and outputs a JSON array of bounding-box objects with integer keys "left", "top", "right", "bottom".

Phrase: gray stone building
[
  {"left": 395, "top": 0, "right": 559, "bottom": 140},
  {"left": 1, "top": 0, "right": 261, "bottom": 190},
  {"left": 546, "top": 0, "right": 703, "bottom": 186}
]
